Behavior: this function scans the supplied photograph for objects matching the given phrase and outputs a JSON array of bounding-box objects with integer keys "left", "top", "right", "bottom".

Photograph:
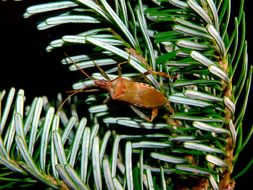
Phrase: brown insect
[{"left": 62, "top": 54, "right": 175, "bottom": 122}]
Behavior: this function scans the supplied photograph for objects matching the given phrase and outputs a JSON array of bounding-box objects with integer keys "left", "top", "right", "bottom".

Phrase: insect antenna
[
  {"left": 64, "top": 52, "right": 96, "bottom": 80},
  {"left": 57, "top": 53, "right": 98, "bottom": 113},
  {"left": 56, "top": 89, "right": 82, "bottom": 113},
  {"left": 64, "top": 52, "right": 112, "bottom": 82},
  {"left": 92, "top": 60, "right": 111, "bottom": 81}
]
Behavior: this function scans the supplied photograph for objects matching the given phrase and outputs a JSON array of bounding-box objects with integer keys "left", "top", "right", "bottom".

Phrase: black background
[
  {"left": 0, "top": 0, "right": 79, "bottom": 100},
  {"left": 0, "top": 0, "right": 252, "bottom": 189}
]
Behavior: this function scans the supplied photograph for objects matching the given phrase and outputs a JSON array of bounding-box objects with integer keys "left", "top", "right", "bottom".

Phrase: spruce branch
[{"left": 0, "top": 0, "right": 252, "bottom": 189}]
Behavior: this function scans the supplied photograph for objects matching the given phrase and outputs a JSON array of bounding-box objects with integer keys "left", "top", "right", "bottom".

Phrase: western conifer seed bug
[{"left": 62, "top": 53, "right": 175, "bottom": 122}]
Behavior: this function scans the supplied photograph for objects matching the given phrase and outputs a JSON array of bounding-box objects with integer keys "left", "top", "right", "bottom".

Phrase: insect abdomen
[{"left": 109, "top": 78, "right": 167, "bottom": 108}]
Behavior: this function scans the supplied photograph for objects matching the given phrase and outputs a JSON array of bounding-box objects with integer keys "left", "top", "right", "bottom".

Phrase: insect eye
[{"left": 110, "top": 80, "right": 117, "bottom": 88}]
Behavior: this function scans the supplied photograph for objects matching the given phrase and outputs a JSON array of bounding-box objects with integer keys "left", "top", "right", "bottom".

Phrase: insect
[{"left": 62, "top": 54, "right": 175, "bottom": 122}]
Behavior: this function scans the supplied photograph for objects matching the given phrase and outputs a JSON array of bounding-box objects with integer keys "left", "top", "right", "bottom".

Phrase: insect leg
[
  {"left": 151, "top": 107, "right": 158, "bottom": 122},
  {"left": 126, "top": 48, "right": 177, "bottom": 79},
  {"left": 129, "top": 105, "right": 156, "bottom": 122},
  {"left": 103, "top": 95, "right": 111, "bottom": 104},
  {"left": 165, "top": 101, "right": 174, "bottom": 114},
  {"left": 117, "top": 52, "right": 141, "bottom": 77},
  {"left": 117, "top": 60, "right": 128, "bottom": 77},
  {"left": 143, "top": 70, "right": 177, "bottom": 79},
  {"left": 126, "top": 48, "right": 152, "bottom": 70}
]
